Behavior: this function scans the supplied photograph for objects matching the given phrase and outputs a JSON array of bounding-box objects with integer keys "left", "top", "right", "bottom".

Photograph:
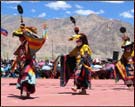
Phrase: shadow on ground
[
  {"left": 8, "top": 94, "right": 39, "bottom": 100},
  {"left": 58, "top": 92, "right": 89, "bottom": 95},
  {"left": 112, "top": 87, "right": 134, "bottom": 91}
]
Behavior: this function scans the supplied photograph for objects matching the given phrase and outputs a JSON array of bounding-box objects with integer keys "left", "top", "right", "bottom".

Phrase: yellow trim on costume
[
  {"left": 68, "top": 34, "right": 81, "bottom": 41},
  {"left": 69, "top": 44, "right": 92, "bottom": 66},
  {"left": 80, "top": 44, "right": 92, "bottom": 56},
  {"left": 13, "top": 28, "right": 23, "bottom": 35},
  {"left": 116, "top": 61, "right": 127, "bottom": 79}
]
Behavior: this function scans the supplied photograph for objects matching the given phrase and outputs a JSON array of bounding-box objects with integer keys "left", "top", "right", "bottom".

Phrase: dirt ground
[{"left": 1, "top": 78, "right": 134, "bottom": 106}]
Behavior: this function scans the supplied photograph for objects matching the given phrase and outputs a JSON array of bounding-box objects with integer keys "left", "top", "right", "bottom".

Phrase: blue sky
[{"left": 1, "top": 1, "right": 134, "bottom": 25}]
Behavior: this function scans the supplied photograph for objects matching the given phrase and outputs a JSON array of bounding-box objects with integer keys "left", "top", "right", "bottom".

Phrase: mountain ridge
[{"left": 1, "top": 14, "right": 134, "bottom": 60}]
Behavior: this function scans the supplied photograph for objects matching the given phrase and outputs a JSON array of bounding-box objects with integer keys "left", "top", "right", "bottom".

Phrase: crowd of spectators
[
  {"left": 1, "top": 58, "right": 115, "bottom": 79},
  {"left": 1, "top": 58, "right": 61, "bottom": 78}
]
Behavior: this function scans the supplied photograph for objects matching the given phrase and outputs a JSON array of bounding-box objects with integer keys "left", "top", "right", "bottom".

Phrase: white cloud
[
  {"left": 75, "top": 4, "right": 83, "bottom": 9},
  {"left": 13, "top": 13, "right": 17, "bottom": 16},
  {"left": 75, "top": 9, "right": 95, "bottom": 15},
  {"left": 96, "top": 9, "right": 104, "bottom": 14},
  {"left": 28, "top": 1, "right": 40, "bottom": 3},
  {"left": 120, "top": 11, "right": 133, "bottom": 18},
  {"left": 101, "top": 1, "right": 125, "bottom": 3},
  {"left": 54, "top": 17, "right": 61, "bottom": 19},
  {"left": 31, "top": 9, "right": 36, "bottom": 13},
  {"left": 38, "top": 13, "right": 46, "bottom": 18},
  {"left": 131, "top": 9, "right": 134, "bottom": 13},
  {"left": 2, "top": 1, "right": 22, "bottom": 4},
  {"left": 109, "top": 18, "right": 113, "bottom": 21},
  {"left": 45, "top": 1, "right": 71, "bottom": 10},
  {"left": 9, "top": 6, "right": 17, "bottom": 9},
  {"left": 66, "top": 11, "right": 71, "bottom": 14},
  {"left": 75, "top": 9, "right": 104, "bottom": 15}
]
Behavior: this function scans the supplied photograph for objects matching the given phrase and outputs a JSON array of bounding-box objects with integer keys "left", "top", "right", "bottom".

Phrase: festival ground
[{"left": 1, "top": 78, "right": 134, "bottom": 106}]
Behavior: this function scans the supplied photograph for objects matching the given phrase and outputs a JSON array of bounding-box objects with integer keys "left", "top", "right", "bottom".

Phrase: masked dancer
[
  {"left": 11, "top": 23, "right": 48, "bottom": 97},
  {"left": 60, "top": 25, "right": 93, "bottom": 94}
]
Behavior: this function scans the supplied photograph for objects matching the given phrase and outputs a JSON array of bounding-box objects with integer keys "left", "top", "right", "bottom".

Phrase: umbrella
[
  {"left": 103, "top": 64, "right": 115, "bottom": 71},
  {"left": 91, "top": 64, "right": 103, "bottom": 72},
  {"left": 48, "top": 62, "right": 53, "bottom": 66},
  {"left": 1, "top": 67, "right": 5, "bottom": 72},
  {"left": 42, "top": 65, "right": 52, "bottom": 71},
  {"left": 38, "top": 62, "right": 45, "bottom": 66}
]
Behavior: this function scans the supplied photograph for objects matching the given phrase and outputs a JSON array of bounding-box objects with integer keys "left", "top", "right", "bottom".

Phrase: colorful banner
[{"left": 1, "top": 28, "right": 8, "bottom": 36}]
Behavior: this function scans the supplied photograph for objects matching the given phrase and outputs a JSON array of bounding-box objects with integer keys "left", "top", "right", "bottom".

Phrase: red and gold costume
[
  {"left": 60, "top": 31, "right": 93, "bottom": 94},
  {"left": 114, "top": 40, "right": 134, "bottom": 87},
  {"left": 11, "top": 24, "right": 47, "bottom": 97}
]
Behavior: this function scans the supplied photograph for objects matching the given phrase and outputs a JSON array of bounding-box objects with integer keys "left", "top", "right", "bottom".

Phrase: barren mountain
[{"left": 1, "top": 14, "right": 134, "bottom": 60}]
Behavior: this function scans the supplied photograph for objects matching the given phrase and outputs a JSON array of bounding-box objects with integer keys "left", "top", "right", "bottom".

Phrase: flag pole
[{"left": 52, "top": 39, "right": 54, "bottom": 60}]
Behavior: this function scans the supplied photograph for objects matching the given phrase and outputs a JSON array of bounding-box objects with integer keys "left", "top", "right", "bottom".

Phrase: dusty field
[{"left": 1, "top": 78, "right": 134, "bottom": 106}]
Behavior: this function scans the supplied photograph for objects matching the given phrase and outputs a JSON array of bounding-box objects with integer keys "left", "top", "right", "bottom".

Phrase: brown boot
[
  {"left": 26, "top": 92, "right": 30, "bottom": 98},
  {"left": 79, "top": 88, "right": 87, "bottom": 95},
  {"left": 71, "top": 86, "right": 77, "bottom": 92}
]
